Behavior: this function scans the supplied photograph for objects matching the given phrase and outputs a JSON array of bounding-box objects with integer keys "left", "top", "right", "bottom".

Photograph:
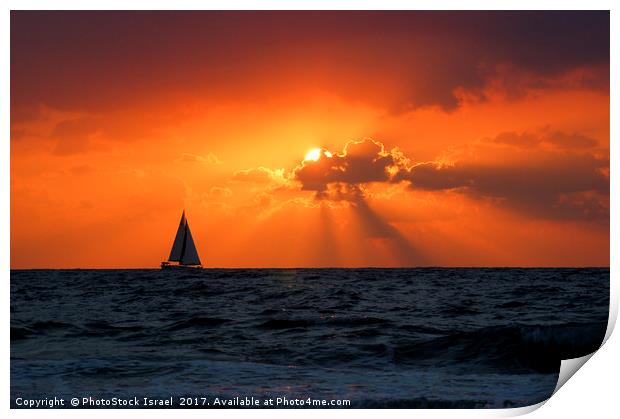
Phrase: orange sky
[{"left": 10, "top": 11, "right": 610, "bottom": 268}]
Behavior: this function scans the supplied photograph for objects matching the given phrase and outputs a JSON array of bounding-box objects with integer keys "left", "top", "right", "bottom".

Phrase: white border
[{"left": 3, "top": 2, "right": 617, "bottom": 418}]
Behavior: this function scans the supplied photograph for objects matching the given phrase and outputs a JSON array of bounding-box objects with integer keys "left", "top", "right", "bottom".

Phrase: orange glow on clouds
[{"left": 10, "top": 11, "right": 609, "bottom": 268}]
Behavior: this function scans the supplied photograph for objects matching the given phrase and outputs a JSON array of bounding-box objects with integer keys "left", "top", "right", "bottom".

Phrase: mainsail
[
  {"left": 168, "top": 211, "right": 187, "bottom": 261},
  {"left": 180, "top": 224, "right": 201, "bottom": 265},
  {"left": 167, "top": 210, "right": 201, "bottom": 265}
]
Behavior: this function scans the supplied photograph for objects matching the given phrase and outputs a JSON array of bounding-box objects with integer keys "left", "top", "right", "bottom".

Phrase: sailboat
[{"left": 161, "top": 210, "right": 202, "bottom": 269}]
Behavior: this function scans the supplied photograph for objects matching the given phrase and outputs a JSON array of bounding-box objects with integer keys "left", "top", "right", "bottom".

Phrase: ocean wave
[
  {"left": 392, "top": 322, "right": 607, "bottom": 373},
  {"left": 257, "top": 316, "right": 391, "bottom": 330},
  {"left": 10, "top": 320, "right": 78, "bottom": 340},
  {"left": 163, "top": 317, "right": 231, "bottom": 331},
  {"left": 258, "top": 319, "right": 313, "bottom": 329}
]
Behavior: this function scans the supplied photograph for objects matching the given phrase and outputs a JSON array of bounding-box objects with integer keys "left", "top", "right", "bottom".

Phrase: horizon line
[{"left": 9, "top": 266, "right": 611, "bottom": 270}]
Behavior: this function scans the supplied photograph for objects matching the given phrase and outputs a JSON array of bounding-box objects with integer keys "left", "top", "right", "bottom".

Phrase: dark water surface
[{"left": 11, "top": 268, "right": 609, "bottom": 408}]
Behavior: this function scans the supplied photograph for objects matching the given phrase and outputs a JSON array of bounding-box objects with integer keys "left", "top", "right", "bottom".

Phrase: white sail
[
  {"left": 180, "top": 222, "right": 201, "bottom": 265},
  {"left": 168, "top": 211, "right": 187, "bottom": 261}
]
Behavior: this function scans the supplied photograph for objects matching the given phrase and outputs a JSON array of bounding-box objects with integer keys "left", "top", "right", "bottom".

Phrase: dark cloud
[
  {"left": 407, "top": 155, "right": 609, "bottom": 221},
  {"left": 493, "top": 130, "right": 599, "bottom": 150},
  {"left": 292, "top": 135, "right": 609, "bottom": 223},
  {"left": 50, "top": 117, "right": 99, "bottom": 155},
  {"left": 11, "top": 11, "right": 609, "bottom": 114},
  {"left": 294, "top": 139, "right": 406, "bottom": 194},
  {"left": 544, "top": 132, "right": 599, "bottom": 150},
  {"left": 45, "top": 113, "right": 165, "bottom": 152},
  {"left": 493, "top": 132, "right": 540, "bottom": 148},
  {"left": 10, "top": 127, "right": 34, "bottom": 141}
]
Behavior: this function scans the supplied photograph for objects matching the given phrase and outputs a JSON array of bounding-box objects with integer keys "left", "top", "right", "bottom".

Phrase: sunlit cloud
[
  {"left": 286, "top": 134, "right": 608, "bottom": 223},
  {"left": 232, "top": 167, "right": 289, "bottom": 185},
  {"left": 207, "top": 186, "right": 233, "bottom": 198},
  {"left": 175, "top": 152, "right": 222, "bottom": 164}
]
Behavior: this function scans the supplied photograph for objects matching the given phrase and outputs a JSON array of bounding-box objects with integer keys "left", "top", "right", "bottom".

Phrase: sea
[{"left": 11, "top": 268, "right": 609, "bottom": 408}]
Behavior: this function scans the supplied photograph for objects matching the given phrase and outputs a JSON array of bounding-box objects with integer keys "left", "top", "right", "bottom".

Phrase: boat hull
[{"left": 160, "top": 262, "right": 202, "bottom": 269}]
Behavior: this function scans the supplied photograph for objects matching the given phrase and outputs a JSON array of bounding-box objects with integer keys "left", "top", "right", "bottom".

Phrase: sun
[{"left": 304, "top": 148, "right": 322, "bottom": 162}]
